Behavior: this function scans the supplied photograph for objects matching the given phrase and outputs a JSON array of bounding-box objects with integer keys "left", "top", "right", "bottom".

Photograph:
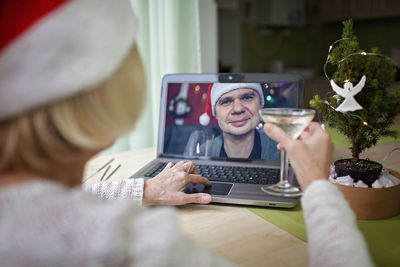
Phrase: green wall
[{"left": 242, "top": 18, "right": 400, "bottom": 75}]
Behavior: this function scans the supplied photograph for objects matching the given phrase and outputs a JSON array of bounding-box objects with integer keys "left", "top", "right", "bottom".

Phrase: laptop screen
[{"left": 159, "top": 74, "right": 303, "bottom": 161}]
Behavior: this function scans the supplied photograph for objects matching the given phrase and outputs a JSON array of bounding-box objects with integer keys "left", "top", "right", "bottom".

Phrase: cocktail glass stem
[
  {"left": 276, "top": 150, "right": 291, "bottom": 188},
  {"left": 261, "top": 137, "right": 302, "bottom": 196},
  {"left": 261, "top": 149, "right": 301, "bottom": 196}
]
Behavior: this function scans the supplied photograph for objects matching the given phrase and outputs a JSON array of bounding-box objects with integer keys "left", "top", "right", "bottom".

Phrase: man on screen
[{"left": 199, "top": 83, "right": 279, "bottom": 159}]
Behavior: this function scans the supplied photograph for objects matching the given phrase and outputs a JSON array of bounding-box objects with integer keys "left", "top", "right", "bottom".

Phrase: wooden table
[
  {"left": 84, "top": 147, "right": 309, "bottom": 266},
  {"left": 83, "top": 143, "right": 400, "bottom": 267}
]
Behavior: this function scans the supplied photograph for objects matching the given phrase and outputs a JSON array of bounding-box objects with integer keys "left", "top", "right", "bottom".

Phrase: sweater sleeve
[
  {"left": 301, "top": 180, "right": 374, "bottom": 267},
  {"left": 80, "top": 182, "right": 236, "bottom": 266},
  {"left": 82, "top": 178, "right": 144, "bottom": 203}
]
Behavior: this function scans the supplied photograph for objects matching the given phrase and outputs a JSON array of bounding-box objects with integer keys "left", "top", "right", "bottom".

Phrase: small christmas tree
[{"left": 310, "top": 20, "right": 400, "bottom": 161}]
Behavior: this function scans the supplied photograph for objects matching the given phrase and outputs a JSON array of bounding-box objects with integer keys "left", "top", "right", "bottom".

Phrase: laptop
[{"left": 130, "top": 73, "right": 304, "bottom": 208}]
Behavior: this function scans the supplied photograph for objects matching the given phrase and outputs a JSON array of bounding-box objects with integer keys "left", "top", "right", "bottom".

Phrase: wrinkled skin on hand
[
  {"left": 264, "top": 122, "right": 333, "bottom": 191},
  {"left": 143, "top": 161, "right": 212, "bottom": 205}
]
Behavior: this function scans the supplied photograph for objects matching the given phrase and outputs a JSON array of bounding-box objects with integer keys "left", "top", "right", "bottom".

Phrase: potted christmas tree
[{"left": 310, "top": 20, "right": 400, "bottom": 187}]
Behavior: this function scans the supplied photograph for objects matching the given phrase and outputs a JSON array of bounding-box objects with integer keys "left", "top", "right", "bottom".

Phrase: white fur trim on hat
[
  {"left": 210, "top": 83, "right": 264, "bottom": 116},
  {"left": 0, "top": 0, "right": 137, "bottom": 120}
]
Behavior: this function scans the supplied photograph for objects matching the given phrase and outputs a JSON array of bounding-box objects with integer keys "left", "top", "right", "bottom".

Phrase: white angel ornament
[{"left": 330, "top": 75, "right": 366, "bottom": 113}]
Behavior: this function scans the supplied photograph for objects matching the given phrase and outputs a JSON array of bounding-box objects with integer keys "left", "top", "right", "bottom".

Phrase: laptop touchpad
[{"left": 185, "top": 182, "right": 232, "bottom": 196}]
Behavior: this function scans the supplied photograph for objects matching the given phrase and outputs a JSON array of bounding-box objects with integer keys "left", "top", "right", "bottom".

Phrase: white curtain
[{"left": 105, "top": 0, "right": 217, "bottom": 154}]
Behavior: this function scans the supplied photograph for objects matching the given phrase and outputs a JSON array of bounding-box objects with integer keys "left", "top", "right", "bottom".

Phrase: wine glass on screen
[
  {"left": 184, "top": 130, "right": 215, "bottom": 157},
  {"left": 259, "top": 108, "right": 315, "bottom": 197}
]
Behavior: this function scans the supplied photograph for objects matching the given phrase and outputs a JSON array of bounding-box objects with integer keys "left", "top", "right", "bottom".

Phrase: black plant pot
[{"left": 334, "top": 159, "right": 383, "bottom": 187}]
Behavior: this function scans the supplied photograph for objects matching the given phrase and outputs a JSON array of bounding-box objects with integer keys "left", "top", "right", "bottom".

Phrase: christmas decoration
[
  {"left": 0, "top": 0, "right": 136, "bottom": 120},
  {"left": 330, "top": 75, "right": 365, "bottom": 112},
  {"left": 168, "top": 83, "right": 191, "bottom": 125},
  {"left": 310, "top": 20, "right": 400, "bottom": 185},
  {"left": 199, "top": 83, "right": 213, "bottom": 126}
]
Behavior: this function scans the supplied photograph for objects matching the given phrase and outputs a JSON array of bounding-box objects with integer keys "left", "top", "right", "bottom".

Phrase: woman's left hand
[{"left": 143, "top": 161, "right": 212, "bottom": 205}]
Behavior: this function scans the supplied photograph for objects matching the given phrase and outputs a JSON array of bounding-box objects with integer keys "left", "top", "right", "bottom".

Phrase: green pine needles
[{"left": 310, "top": 20, "right": 400, "bottom": 160}]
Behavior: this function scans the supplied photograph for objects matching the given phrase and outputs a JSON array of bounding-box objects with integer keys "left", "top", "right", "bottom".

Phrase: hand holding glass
[{"left": 259, "top": 108, "right": 315, "bottom": 197}]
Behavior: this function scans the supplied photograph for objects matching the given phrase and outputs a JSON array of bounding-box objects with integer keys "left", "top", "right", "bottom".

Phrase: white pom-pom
[{"left": 199, "top": 113, "right": 210, "bottom": 126}]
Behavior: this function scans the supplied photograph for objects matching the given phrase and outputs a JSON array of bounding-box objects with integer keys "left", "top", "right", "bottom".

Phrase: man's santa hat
[
  {"left": 199, "top": 83, "right": 265, "bottom": 126},
  {"left": 0, "top": 0, "right": 137, "bottom": 120}
]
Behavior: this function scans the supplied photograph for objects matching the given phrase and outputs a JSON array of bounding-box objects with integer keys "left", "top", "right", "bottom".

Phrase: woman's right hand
[
  {"left": 263, "top": 122, "right": 333, "bottom": 191},
  {"left": 143, "top": 161, "right": 212, "bottom": 205}
]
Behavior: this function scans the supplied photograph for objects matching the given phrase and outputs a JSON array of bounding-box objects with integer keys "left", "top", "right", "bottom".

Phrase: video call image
[{"left": 163, "top": 82, "right": 298, "bottom": 160}]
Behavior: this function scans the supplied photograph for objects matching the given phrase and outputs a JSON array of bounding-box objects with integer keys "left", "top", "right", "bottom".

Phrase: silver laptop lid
[{"left": 158, "top": 73, "right": 304, "bottom": 162}]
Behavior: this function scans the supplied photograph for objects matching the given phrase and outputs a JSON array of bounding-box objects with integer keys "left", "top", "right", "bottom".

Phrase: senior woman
[
  {"left": 0, "top": 1, "right": 221, "bottom": 266},
  {"left": 0, "top": 0, "right": 373, "bottom": 267}
]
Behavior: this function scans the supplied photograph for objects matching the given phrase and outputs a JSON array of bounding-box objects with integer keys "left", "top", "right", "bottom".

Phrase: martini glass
[{"left": 259, "top": 108, "right": 315, "bottom": 197}]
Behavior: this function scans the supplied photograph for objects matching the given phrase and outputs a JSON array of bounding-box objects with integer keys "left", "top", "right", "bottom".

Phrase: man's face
[{"left": 214, "top": 88, "right": 261, "bottom": 136}]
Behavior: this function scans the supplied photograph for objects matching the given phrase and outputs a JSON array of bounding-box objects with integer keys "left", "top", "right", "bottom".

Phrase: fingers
[
  {"left": 174, "top": 192, "right": 212, "bottom": 205},
  {"left": 187, "top": 174, "right": 211, "bottom": 186},
  {"left": 186, "top": 193, "right": 212, "bottom": 204},
  {"left": 174, "top": 161, "right": 185, "bottom": 167},
  {"left": 184, "top": 161, "right": 199, "bottom": 174},
  {"left": 172, "top": 161, "right": 198, "bottom": 174},
  {"left": 160, "top": 161, "right": 208, "bottom": 185},
  {"left": 298, "top": 131, "right": 311, "bottom": 140},
  {"left": 263, "top": 123, "right": 292, "bottom": 145},
  {"left": 266, "top": 122, "right": 323, "bottom": 144},
  {"left": 297, "top": 122, "right": 328, "bottom": 142},
  {"left": 307, "top": 122, "right": 323, "bottom": 134},
  {"left": 277, "top": 143, "right": 285, "bottom": 151},
  {"left": 164, "top": 162, "right": 174, "bottom": 169}
]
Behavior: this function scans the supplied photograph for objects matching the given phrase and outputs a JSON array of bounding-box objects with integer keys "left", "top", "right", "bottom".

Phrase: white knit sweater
[
  {"left": 0, "top": 179, "right": 233, "bottom": 267},
  {"left": 301, "top": 180, "right": 374, "bottom": 267},
  {"left": 0, "top": 179, "right": 373, "bottom": 267}
]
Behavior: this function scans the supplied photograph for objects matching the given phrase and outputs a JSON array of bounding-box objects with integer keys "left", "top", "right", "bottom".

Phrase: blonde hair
[{"left": 0, "top": 46, "right": 145, "bottom": 173}]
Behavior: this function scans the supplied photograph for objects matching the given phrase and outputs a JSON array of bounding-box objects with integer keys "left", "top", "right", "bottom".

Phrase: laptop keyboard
[{"left": 142, "top": 162, "right": 280, "bottom": 185}]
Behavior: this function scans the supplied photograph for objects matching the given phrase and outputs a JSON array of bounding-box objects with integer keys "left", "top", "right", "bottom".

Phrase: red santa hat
[
  {"left": 0, "top": 0, "right": 138, "bottom": 120},
  {"left": 199, "top": 83, "right": 265, "bottom": 126}
]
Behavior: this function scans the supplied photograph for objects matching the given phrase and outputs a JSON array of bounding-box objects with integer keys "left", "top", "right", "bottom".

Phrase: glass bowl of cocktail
[{"left": 259, "top": 108, "right": 315, "bottom": 197}]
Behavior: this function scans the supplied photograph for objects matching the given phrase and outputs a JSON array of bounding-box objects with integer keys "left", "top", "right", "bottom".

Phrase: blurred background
[
  {"left": 217, "top": 0, "right": 400, "bottom": 107},
  {"left": 107, "top": 0, "right": 400, "bottom": 153}
]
